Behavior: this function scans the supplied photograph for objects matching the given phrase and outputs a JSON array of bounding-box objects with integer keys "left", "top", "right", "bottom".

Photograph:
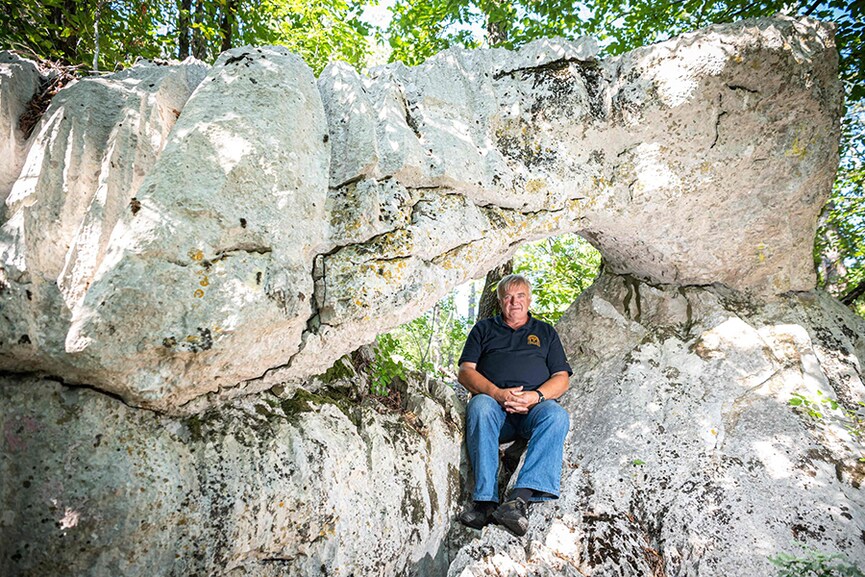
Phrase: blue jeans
[{"left": 465, "top": 393, "right": 570, "bottom": 503}]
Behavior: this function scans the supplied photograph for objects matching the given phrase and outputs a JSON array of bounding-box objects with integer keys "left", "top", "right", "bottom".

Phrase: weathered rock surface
[
  {"left": 0, "top": 365, "right": 465, "bottom": 576},
  {"left": 0, "top": 17, "right": 843, "bottom": 411},
  {"left": 449, "top": 274, "right": 865, "bottom": 576},
  {"left": 0, "top": 55, "right": 209, "bottom": 402},
  {"left": 0, "top": 52, "right": 41, "bottom": 217}
]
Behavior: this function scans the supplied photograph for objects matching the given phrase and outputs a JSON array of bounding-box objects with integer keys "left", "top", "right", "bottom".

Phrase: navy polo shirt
[{"left": 458, "top": 313, "right": 572, "bottom": 390}]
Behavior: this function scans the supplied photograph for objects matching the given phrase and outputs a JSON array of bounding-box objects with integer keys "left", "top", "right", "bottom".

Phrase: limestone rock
[
  {"left": 0, "top": 52, "right": 42, "bottom": 216},
  {"left": 0, "top": 56, "right": 208, "bottom": 396},
  {"left": 268, "top": 16, "right": 843, "bottom": 403},
  {"left": 1, "top": 47, "right": 329, "bottom": 410},
  {"left": 0, "top": 17, "right": 844, "bottom": 412},
  {"left": 0, "top": 368, "right": 464, "bottom": 576},
  {"left": 449, "top": 274, "right": 865, "bottom": 576}
]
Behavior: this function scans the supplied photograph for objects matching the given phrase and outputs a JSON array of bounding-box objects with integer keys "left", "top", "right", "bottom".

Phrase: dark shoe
[
  {"left": 459, "top": 503, "right": 495, "bottom": 529},
  {"left": 492, "top": 497, "right": 529, "bottom": 536}
]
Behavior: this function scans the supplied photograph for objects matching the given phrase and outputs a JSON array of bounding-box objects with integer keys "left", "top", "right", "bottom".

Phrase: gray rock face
[
  {"left": 0, "top": 367, "right": 464, "bottom": 577},
  {"left": 0, "top": 17, "right": 843, "bottom": 412},
  {"left": 0, "top": 52, "right": 41, "bottom": 217},
  {"left": 0, "top": 55, "right": 209, "bottom": 402},
  {"left": 449, "top": 274, "right": 865, "bottom": 576}
]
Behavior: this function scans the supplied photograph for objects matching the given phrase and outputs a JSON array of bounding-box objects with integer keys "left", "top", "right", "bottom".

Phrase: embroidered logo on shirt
[{"left": 527, "top": 334, "right": 540, "bottom": 347}]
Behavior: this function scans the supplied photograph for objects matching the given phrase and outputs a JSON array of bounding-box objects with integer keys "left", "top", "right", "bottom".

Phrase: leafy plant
[
  {"left": 514, "top": 234, "right": 602, "bottom": 325},
  {"left": 789, "top": 391, "right": 839, "bottom": 420},
  {"left": 380, "top": 290, "right": 474, "bottom": 383},
  {"left": 0, "top": 0, "right": 372, "bottom": 73},
  {"left": 789, "top": 392, "right": 865, "bottom": 439},
  {"left": 769, "top": 543, "right": 864, "bottom": 577},
  {"left": 370, "top": 333, "right": 406, "bottom": 396}
]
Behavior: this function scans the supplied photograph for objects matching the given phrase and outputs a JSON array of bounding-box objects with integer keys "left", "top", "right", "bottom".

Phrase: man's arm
[{"left": 459, "top": 362, "right": 525, "bottom": 408}]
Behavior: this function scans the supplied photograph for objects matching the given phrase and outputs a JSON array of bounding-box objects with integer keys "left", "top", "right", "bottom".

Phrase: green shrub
[{"left": 769, "top": 544, "right": 864, "bottom": 577}]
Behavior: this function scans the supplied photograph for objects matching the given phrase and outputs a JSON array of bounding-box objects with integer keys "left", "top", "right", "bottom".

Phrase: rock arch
[{"left": 0, "top": 17, "right": 843, "bottom": 414}]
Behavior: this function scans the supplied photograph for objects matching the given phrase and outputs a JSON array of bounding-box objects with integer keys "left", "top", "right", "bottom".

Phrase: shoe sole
[
  {"left": 459, "top": 512, "right": 492, "bottom": 530},
  {"left": 492, "top": 510, "right": 528, "bottom": 536}
]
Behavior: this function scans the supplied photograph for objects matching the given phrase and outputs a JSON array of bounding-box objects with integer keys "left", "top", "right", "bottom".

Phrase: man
[{"left": 457, "top": 274, "right": 572, "bottom": 536}]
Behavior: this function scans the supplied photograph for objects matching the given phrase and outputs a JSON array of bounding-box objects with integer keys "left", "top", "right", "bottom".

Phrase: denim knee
[
  {"left": 532, "top": 401, "right": 570, "bottom": 433},
  {"left": 466, "top": 393, "right": 502, "bottom": 425}
]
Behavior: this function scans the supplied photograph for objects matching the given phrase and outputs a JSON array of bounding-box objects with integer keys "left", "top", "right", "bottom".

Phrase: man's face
[{"left": 500, "top": 283, "right": 531, "bottom": 324}]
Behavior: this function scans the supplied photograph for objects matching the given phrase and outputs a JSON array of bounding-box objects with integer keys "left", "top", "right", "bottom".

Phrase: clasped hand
[{"left": 498, "top": 387, "right": 536, "bottom": 414}]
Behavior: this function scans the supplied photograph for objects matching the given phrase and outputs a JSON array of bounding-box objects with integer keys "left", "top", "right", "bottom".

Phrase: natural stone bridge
[
  {"left": 2, "top": 15, "right": 863, "bottom": 577},
  {"left": 0, "top": 16, "right": 841, "bottom": 413}
]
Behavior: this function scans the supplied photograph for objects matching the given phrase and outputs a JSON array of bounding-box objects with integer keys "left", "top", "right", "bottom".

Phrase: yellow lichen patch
[
  {"left": 756, "top": 243, "right": 767, "bottom": 264},
  {"left": 185, "top": 335, "right": 199, "bottom": 343},
  {"left": 786, "top": 136, "right": 808, "bottom": 159},
  {"left": 200, "top": 277, "right": 209, "bottom": 287},
  {"left": 188, "top": 249, "right": 204, "bottom": 262},
  {"left": 194, "top": 289, "right": 205, "bottom": 298},
  {"left": 526, "top": 179, "right": 546, "bottom": 193}
]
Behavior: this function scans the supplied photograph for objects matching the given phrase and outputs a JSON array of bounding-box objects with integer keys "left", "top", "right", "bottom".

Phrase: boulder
[
  {"left": 0, "top": 17, "right": 844, "bottom": 414},
  {"left": 0, "top": 56, "right": 208, "bottom": 402},
  {"left": 0, "top": 367, "right": 465, "bottom": 576},
  {"left": 0, "top": 52, "right": 42, "bottom": 216},
  {"left": 449, "top": 274, "right": 865, "bottom": 576}
]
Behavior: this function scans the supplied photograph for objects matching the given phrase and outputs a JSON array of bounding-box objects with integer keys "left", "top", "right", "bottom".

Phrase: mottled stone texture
[
  {"left": 449, "top": 274, "right": 865, "bottom": 576},
  {"left": 0, "top": 368, "right": 464, "bottom": 577},
  {"left": 0, "top": 17, "right": 843, "bottom": 412},
  {"left": 0, "top": 52, "right": 40, "bottom": 217}
]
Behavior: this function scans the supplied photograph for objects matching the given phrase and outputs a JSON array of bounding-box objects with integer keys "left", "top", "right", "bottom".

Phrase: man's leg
[
  {"left": 465, "top": 393, "right": 507, "bottom": 502},
  {"left": 513, "top": 400, "right": 570, "bottom": 498},
  {"left": 493, "top": 401, "right": 569, "bottom": 536}
]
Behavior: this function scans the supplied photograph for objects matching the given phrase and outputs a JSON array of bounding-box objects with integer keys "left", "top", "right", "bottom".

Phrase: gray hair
[{"left": 496, "top": 274, "right": 532, "bottom": 300}]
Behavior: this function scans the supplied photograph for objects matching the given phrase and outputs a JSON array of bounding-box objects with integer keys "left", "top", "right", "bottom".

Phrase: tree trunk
[
  {"left": 816, "top": 204, "right": 847, "bottom": 292},
  {"left": 51, "top": 0, "right": 80, "bottom": 63},
  {"left": 484, "top": 0, "right": 509, "bottom": 47},
  {"left": 219, "top": 0, "right": 237, "bottom": 53},
  {"left": 178, "top": 0, "right": 191, "bottom": 59},
  {"left": 92, "top": 0, "right": 103, "bottom": 71},
  {"left": 191, "top": 0, "right": 211, "bottom": 60},
  {"left": 477, "top": 260, "right": 512, "bottom": 321}
]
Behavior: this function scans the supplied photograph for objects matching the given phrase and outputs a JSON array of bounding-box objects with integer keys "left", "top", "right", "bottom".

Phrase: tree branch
[
  {"left": 840, "top": 277, "right": 865, "bottom": 306},
  {"left": 802, "top": 0, "right": 822, "bottom": 17}
]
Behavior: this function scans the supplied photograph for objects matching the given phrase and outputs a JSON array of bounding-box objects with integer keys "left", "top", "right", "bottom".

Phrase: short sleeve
[
  {"left": 458, "top": 323, "right": 484, "bottom": 365},
  {"left": 546, "top": 329, "right": 573, "bottom": 376}
]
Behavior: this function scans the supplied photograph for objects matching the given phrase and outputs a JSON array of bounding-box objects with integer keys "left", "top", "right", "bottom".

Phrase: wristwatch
[{"left": 536, "top": 389, "right": 545, "bottom": 404}]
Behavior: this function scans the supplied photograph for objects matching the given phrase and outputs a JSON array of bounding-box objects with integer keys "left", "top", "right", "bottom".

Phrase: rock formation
[
  {"left": 1, "top": 14, "right": 862, "bottom": 577},
  {"left": 0, "top": 16, "right": 842, "bottom": 413},
  {"left": 1, "top": 365, "right": 464, "bottom": 576},
  {"left": 449, "top": 274, "right": 865, "bottom": 575}
]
